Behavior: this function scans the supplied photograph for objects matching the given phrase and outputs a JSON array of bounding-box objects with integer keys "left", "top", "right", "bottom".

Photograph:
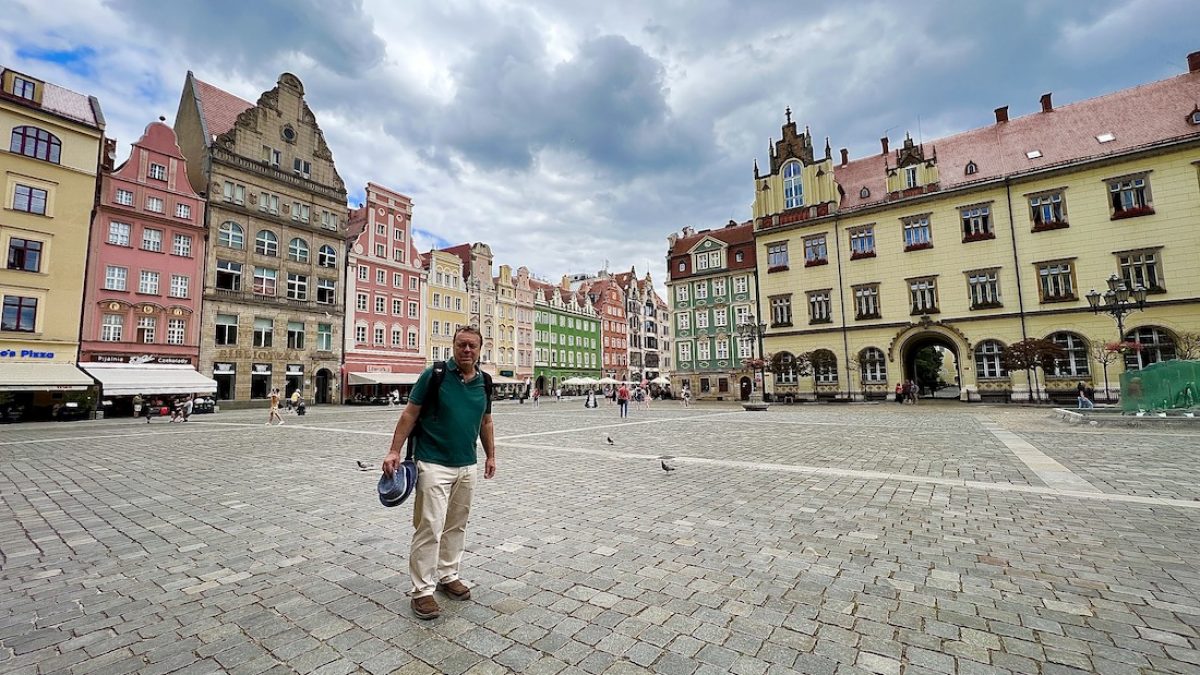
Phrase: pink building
[
  {"left": 79, "top": 119, "right": 215, "bottom": 404},
  {"left": 342, "top": 183, "right": 427, "bottom": 401}
]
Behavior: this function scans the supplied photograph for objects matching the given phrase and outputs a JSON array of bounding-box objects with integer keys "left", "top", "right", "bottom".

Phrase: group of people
[
  {"left": 893, "top": 380, "right": 921, "bottom": 404},
  {"left": 131, "top": 394, "right": 195, "bottom": 422},
  {"left": 267, "top": 388, "right": 305, "bottom": 425}
]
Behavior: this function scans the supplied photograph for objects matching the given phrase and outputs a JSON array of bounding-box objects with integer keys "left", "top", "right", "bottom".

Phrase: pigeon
[
  {"left": 356, "top": 460, "right": 370, "bottom": 471},
  {"left": 606, "top": 436, "right": 614, "bottom": 446},
  {"left": 661, "top": 460, "right": 676, "bottom": 473}
]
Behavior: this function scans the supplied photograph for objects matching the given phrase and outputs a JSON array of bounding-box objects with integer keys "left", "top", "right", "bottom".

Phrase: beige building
[
  {"left": 174, "top": 72, "right": 348, "bottom": 405},
  {"left": 442, "top": 243, "right": 498, "bottom": 371},
  {"left": 514, "top": 265, "right": 535, "bottom": 380},
  {"left": 423, "top": 248, "right": 469, "bottom": 364},
  {"left": 0, "top": 67, "right": 103, "bottom": 415},
  {"left": 752, "top": 52, "right": 1200, "bottom": 402}
]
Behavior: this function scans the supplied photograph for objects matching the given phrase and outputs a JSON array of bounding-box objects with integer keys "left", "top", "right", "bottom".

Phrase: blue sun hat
[{"left": 378, "top": 459, "right": 417, "bottom": 507}]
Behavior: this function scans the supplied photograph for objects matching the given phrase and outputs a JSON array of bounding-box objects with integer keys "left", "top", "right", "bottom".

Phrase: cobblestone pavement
[{"left": 3, "top": 401, "right": 1200, "bottom": 674}]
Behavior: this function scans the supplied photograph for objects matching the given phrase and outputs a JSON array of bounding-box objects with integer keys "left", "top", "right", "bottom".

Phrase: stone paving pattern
[{"left": 2, "top": 400, "right": 1200, "bottom": 674}]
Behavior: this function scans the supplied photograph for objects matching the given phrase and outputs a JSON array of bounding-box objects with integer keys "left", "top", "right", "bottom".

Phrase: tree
[
  {"left": 913, "top": 346, "right": 944, "bottom": 395},
  {"left": 1090, "top": 338, "right": 1124, "bottom": 403},
  {"left": 1174, "top": 332, "right": 1200, "bottom": 361},
  {"left": 1002, "top": 338, "right": 1067, "bottom": 402}
]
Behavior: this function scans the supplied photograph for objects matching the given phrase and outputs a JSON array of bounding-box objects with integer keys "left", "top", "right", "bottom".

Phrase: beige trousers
[{"left": 409, "top": 460, "right": 477, "bottom": 598}]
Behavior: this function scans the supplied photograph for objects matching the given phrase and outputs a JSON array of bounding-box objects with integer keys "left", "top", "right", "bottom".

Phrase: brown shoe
[
  {"left": 411, "top": 595, "right": 441, "bottom": 620},
  {"left": 437, "top": 579, "right": 471, "bottom": 600}
]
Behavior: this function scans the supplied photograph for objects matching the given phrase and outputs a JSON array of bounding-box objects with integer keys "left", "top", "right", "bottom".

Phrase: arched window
[
  {"left": 255, "top": 230, "right": 278, "bottom": 256},
  {"left": 1048, "top": 332, "right": 1089, "bottom": 376},
  {"left": 812, "top": 348, "right": 838, "bottom": 384},
  {"left": 288, "top": 237, "right": 309, "bottom": 263},
  {"left": 974, "top": 340, "right": 1007, "bottom": 378},
  {"left": 217, "top": 221, "right": 244, "bottom": 249},
  {"left": 1124, "top": 326, "right": 1177, "bottom": 369},
  {"left": 859, "top": 187, "right": 870, "bottom": 199},
  {"left": 317, "top": 245, "right": 336, "bottom": 268},
  {"left": 10, "top": 126, "right": 61, "bottom": 164},
  {"left": 783, "top": 161, "right": 804, "bottom": 209},
  {"left": 859, "top": 347, "right": 887, "bottom": 383},
  {"left": 772, "top": 352, "right": 798, "bottom": 384},
  {"left": 964, "top": 161, "right": 978, "bottom": 175}
]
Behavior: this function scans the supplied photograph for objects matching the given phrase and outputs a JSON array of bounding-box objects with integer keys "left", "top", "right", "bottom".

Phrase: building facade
[
  {"left": 424, "top": 248, "right": 469, "bottom": 365},
  {"left": 174, "top": 72, "right": 347, "bottom": 405},
  {"left": 343, "top": 183, "right": 426, "bottom": 400},
  {"left": 614, "top": 268, "right": 669, "bottom": 384},
  {"left": 0, "top": 67, "right": 103, "bottom": 413},
  {"left": 570, "top": 274, "right": 628, "bottom": 379},
  {"left": 752, "top": 51, "right": 1200, "bottom": 402},
  {"left": 494, "top": 265, "right": 519, "bottom": 378},
  {"left": 514, "top": 265, "right": 535, "bottom": 381},
  {"left": 667, "top": 221, "right": 759, "bottom": 400},
  {"left": 443, "top": 243, "right": 498, "bottom": 371},
  {"left": 79, "top": 119, "right": 215, "bottom": 397},
  {"left": 532, "top": 280, "right": 602, "bottom": 392}
]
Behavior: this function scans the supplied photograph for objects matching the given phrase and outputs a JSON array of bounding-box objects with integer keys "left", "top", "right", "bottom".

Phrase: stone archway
[{"left": 894, "top": 325, "right": 969, "bottom": 401}]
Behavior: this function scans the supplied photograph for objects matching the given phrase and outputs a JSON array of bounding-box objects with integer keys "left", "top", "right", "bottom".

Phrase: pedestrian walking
[
  {"left": 381, "top": 326, "right": 496, "bottom": 621},
  {"left": 1077, "top": 381, "right": 1095, "bottom": 409},
  {"left": 585, "top": 389, "right": 598, "bottom": 408},
  {"left": 681, "top": 386, "right": 691, "bottom": 408},
  {"left": 894, "top": 383, "right": 904, "bottom": 403},
  {"left": 532, "top": 388, "right": 540, "bottom": 408},
  {"left": 267, "top": 388, "right": 284, "bottom": 425},
  {"left": 617, "top": 383, "right": 630, "bottom": 418},
  {"left": 132, "top": 394, "right": 144, "bottom": 421},
  {"left": 183, "top": 395, "right": 194, "bottom": 422}
]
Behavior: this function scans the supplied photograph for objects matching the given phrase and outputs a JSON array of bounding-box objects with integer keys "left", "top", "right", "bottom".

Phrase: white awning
[
  {"left": 347, "top": 372, "right": 422, "bottom": 386},
  {"left": 80, "top": 363, "right": 217, "bottom": 396},
  {"left": 0, "top": 363, "right": 94, "bottom": 392},
  {"left": 490, "top": 374, "right": 524, "bottom": 385}
]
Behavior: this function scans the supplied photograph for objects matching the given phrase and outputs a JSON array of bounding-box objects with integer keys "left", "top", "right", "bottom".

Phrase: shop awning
[
  {"left": 490, "top": 374, "right": 524, "bottom": 385},
  {"left": 80, "top": 363, "right": 217, "bottom": 396},
  {"left": 347, "top": 372, "right": 422, "bottom": 386},
  {"left": 0, "top": 363, "right": 94, "bottom": 392}
]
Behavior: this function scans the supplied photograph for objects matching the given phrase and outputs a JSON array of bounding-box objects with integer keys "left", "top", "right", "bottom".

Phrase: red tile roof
[
  {"left": 667, "top": 221, "right": 754, "bottom": 257},
  {"left": 193, "top": 77, "right": 254, "bottom": 138}
]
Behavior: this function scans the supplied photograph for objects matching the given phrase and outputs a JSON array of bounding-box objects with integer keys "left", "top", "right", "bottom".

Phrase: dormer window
[
  {"left": 11, "top": 76, "right": 36, "bottom": 101},
  {"left": 859, "top": 187, "right": 870, "bottom": 199},
  {"left": 1190, "top": 108, "right": 1200, "bottom": 125},
  {"left": 904, "top": 166, "right": 918, "bottom": 189},
  {"left": 964, "top": 161, "right": 978, "bottom": 175},
  {"left": 783, "top": 161, "right": 803, "bottom": 208},
  {"left": 693, "top": 249, "right": 720, "bottom": 271}
]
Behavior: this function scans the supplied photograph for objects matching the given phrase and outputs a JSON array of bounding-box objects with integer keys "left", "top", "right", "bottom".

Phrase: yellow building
[
  {"left": 753, "top": 52, "right": 1200, "bottom": 403},
  {"left": 0, "top": 68, "right": 103, "bottom": 415},
  {"left": 423, "top": 248, "right": 469, "bottom": 364}
]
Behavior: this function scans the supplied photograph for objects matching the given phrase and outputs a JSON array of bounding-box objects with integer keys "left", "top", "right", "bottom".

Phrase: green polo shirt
[{"left": 409, "top": 359, "right": 490, "bottom": 467}]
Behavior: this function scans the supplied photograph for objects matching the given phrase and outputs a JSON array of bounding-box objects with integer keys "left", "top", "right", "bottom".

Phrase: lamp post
[
  {"left": 737, "top": 313, "right": 769, "bottom": 411},
  {"left": 1085, "top": 274, "right": 1148, "bottom": 343}
]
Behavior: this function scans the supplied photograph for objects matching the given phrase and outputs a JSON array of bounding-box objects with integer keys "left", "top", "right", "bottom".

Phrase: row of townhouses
[
  {"left": 668, "top": 49, "right": 1200, "bottom": 402},
  {"left": 0, "top": 68, "right": 672, "bottom": 419}
]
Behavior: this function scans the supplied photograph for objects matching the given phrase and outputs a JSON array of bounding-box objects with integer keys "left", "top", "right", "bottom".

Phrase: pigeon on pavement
[
  {"left": 606, "top": 436, "right": 614, "bottom": 445},
  {"left": 356, "top": 460, "right": 370, "bottom": 471},
  {"left": 661, "top": 460, "right": 676, "bottom": 472}
]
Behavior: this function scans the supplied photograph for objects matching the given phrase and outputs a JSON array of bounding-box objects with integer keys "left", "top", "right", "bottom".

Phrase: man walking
[
  {"left": 382, "top": 326, "right": 496, "bottom": 621},
  {"left": 617, "top": 383, "right": 630, "bottom": 418}
]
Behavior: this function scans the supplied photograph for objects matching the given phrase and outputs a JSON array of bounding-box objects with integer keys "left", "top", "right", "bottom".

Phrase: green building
[{"left": 532, "top": 282, "right": 602, "bottom": 392}]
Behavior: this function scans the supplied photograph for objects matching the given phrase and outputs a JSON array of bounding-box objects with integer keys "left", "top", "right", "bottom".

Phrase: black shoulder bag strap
[{"left": 406, "top": 361, "right": 447, "bottom": 460}]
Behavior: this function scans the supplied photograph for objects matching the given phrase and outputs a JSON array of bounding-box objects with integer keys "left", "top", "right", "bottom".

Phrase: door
[
  {"left": 739, "top": 377, "right": 751, "bottom": 401},
  {"left": 314, "top": 369, "right": 331, "bottom": 404}
]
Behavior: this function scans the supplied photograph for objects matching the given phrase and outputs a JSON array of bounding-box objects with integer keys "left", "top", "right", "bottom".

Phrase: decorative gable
[{"left": 885, "top": 133, "right": 941, "bottom": 197}]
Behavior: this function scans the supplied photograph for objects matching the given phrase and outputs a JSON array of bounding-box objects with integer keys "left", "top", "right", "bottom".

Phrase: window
[
  {"left": 715, "top": 339, "right": 729, "bottom": 360},
  {"left": 733, "top": 276, "right": 747, "bottom": 294},
  {"left": 1117, "top": 249, "right": 1163, "bottom": 292},
  {"left": 10, "top": 126, "right": 61, "bottom": 164},
  {"left": 675, "top": 285, "right": 689, "bottom": 303},
  {"left": 216, "top": 260, "right": 242, "bottom": 291},
  {"left": 318, "top": 245, "right": 336, "bottom": 268},
  {"left": 697, "top": 342, "right": 711, "bottom": 361},
  {"left": 215, "top": 314, "right": 238, "bottom": 345},
  {"left": 218, "top": 222, "right": 244, "bottom": 249},
  {"left": 146, "top": 196, "right": 164, "bottom": 213},
  {"left": 455, "top": 297, "right": 463, "bottom": 311},
  {"left": 100, "top": 313, "right": 123, "bottom": 341},
  {"left": 375, "top": 243, "right": 386, "bottom": 258},
  {"left": 167, "top": 318, "right": 185, "bottom": 345},
  {"left": 676, "top": 313, "right": 690, "bottom": 331},
  {"left": 908, "top": 277, "right": 938, "bottom": 314},
  {"left": 6, "top": 238, "right": 42, "bottom": 272},
  {"left": 373, "top": 326, "right": 385, "bottom": 345},
  {"left": 807, "top": 290, "right": 831, "bottom": 324},
  {"left": 172, "top": 234, "right": 192, "bottom": 257},
  {"left": 1037, "top": 261, "right": 1075, "bottom": 302},
  {"left": 115, "top": 189, "right": 134, "bottom": 206},
  {"left": 287, "top": 273, "right": 308, "bottom": 300},
  {"left": 1049, "top": 332, "right": 1089, "bottom": 377},
  {"left": 258, "top": 192, "right": 280, "bottom": 215},
  {"left": 392, "top": 328, "right": 403, "bottom": 347},
  {"left": 394, "top": 228, "right": 404, "bottom": 241},
  {"left": 774, "top": 352, "right": 797, "bottom": 384},
  {"left": 175, "top": 203, "right": 191, "bottom": 220},
  {"left": 253, "top": 267, "right": 277, "bottom": 296},
  {"left": 169, "top": 274, "right": 189, "bottom": 298},
  {"left": 138, "top": 270, "right": 159, "bottom": 295},
  {"left": 222, "top": 181, "right": 246, "bottom": 205},
  {"left": 767, "top": 242, "right": 788, "bottom": 269},
  {"left": 1029, "top": 191, "right": 1067, "bottom": 230},
  {"left": 287, "top": 321, "right": 305, "bottom": 349},
  {"left": 904, "top": 165, "right": 918, "bottom": 189},
  {"left": 107, "top": 221, "right": 132, "bottom": 246},
  {"left": 967, "top": 269, "right": 1001, "bottom": 309},
  {"left": 960, "top": 204, "right": 993, "bottom": 240},
  {"left": 317, "top": 323, "right": 333, "bottom": 351},
  {"left": 975, "top": 340, "right": 1006, "bottom": 378},
  {"left": 376, "top": 223, "right": 387, "bottom": 236},
  {"left": 375, "top": 296, "right": 386, "bottom": 314},
  {"left": 803, "top": 235, "right": 827, "bottom": 265},
  {"left": 769, "top": 295, "right": 792, "bottom": 327},
  {"left": 13, "top": 184, "right": 47, "bottom": 214},
  {"left": 104, "top": 265, "right": 127, "bottom": 290},
  {"left": 11, "top": 76, "right": 36, "bottom": 100},
  {"left": 357, "top": 265, "right": 369, "bottom": 281},
  {"left": 694, "top": 282, "right": 708, "bottom": 300},
  {"left": 255, "top": 230, "right": 278, "bottom": 256},
  {"left": 142, "top": 228, "right": 163, "bottom": 252},
  {"left": 860, "top": 347, "right": 887, "bottom": 383},
  {"left": 1108, "top": 174, "right": 1153, "bottom": 218},
  {"left": 317, "top": 279, "right": 335, "bottom": 304},
  {"left": 854, "top": 284, "right": 880, "bottom": 320},
  {"left": 965, "top": 161, "right": 978, "bottom": 175},
  {"left": 320, "top": 210, "right": 338, "bottom": 230},
  {"left": 737, "top": 336, "right": 753, "bottom": 359},
  {"left": 902, "top": 215, "right": 932, "bottom": 250},
  {"left": 849, "top": 226, "right": 875, "bottom": 259},
  {"left": 713, "top": 308, "right": 727, "bottom": 327},
  {"left": 783, "top": 161, "right": 804, "bottom": 208},
  {"left": 392, "top": 298, "right": 402, "bottom": 315},
  {"left": 695, "top": 312, "right": 709, "bottom": 329},
  {"left": 253, "top": 318, "right": 274, "bottom": 347},
  {"left": 356, "top": 293, "right": 368, "bottom": 311},
  {"left": 262, "top": 144, "right": 281, "bottom": 167},
  {"left": 293, "top": 158, "right": 311, "bottom": 178},
  {"left": 432, "top": 292, "right": 441, "bottom": 308},
  {"left": 148, "top": 163, "right": 167, "bottom": 181},
  {"left": 291, "top": 202, "right": 310, "bottom": 223},
  {"left": 394, "top": 272, "right": 403, "bottom": 288},
  {"left": 353, "top": 324, "right": 367, "bottom": 344},
  {"left": 813, "top": 350, "right": 838, "bottom": 384},
  {"left": 408, "top": 330, "right": 418, "bottom": 348},
  {"left": 394, "top": 248, "right": 405, "bottom": 263},
  {"left": 1124, "top": 326, "right": 1176, "bottom": 369},
  {"left": 410, "top": 277, "right": 419, "bottom": 291},
  {"left": 288, "top": 238, "right": 309, "bottom": 263},
  {"left": 376, "top": 269, "right": 386, "bottom": 285},
  {"left": 137, "top": 317, "right": 156, "bottom": 343}
]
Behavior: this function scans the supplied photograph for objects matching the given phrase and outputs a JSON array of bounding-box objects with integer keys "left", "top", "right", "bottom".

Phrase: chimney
[
  {"left": 840, "top": 148, "right": 849, "bottom": 165},
  {"left": 1189, "top": 50, "right": 1200, "bottom": 73},
  {"left": 880, "top": 137, "right": 889, "bottom": 155},
  {"left": 994, "top": 106, "right": 1009, "bottom": 123},
  {"left": 1040, "top": 93, "right": 1053, "bottom": 113}
]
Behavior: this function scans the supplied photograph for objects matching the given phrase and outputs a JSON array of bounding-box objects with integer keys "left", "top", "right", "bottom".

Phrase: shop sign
[
  {"left": 0, "top": 349, "right": 55, "bottom": 359},
  {"left": 214, "top": 349, "right": 301, "bottom": 361},
  {"left": 366, "top": 365, "right": 393, "bottom": 373},
  {"left": 92, "top": 354, "right": 193, "bottom": 365}
]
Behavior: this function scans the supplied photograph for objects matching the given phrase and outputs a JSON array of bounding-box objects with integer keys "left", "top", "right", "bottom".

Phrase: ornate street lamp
[
  {"left": 1085, "top": 274, "right": 1148, "bottom": 342},
  {"left": 736, "top": 313, "right": 769, "bottom": 411}
]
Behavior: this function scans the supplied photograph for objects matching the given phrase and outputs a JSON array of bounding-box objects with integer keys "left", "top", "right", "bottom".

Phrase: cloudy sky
[{"left": 4, "top": 1, "right": 1198, "bottom": 292}]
